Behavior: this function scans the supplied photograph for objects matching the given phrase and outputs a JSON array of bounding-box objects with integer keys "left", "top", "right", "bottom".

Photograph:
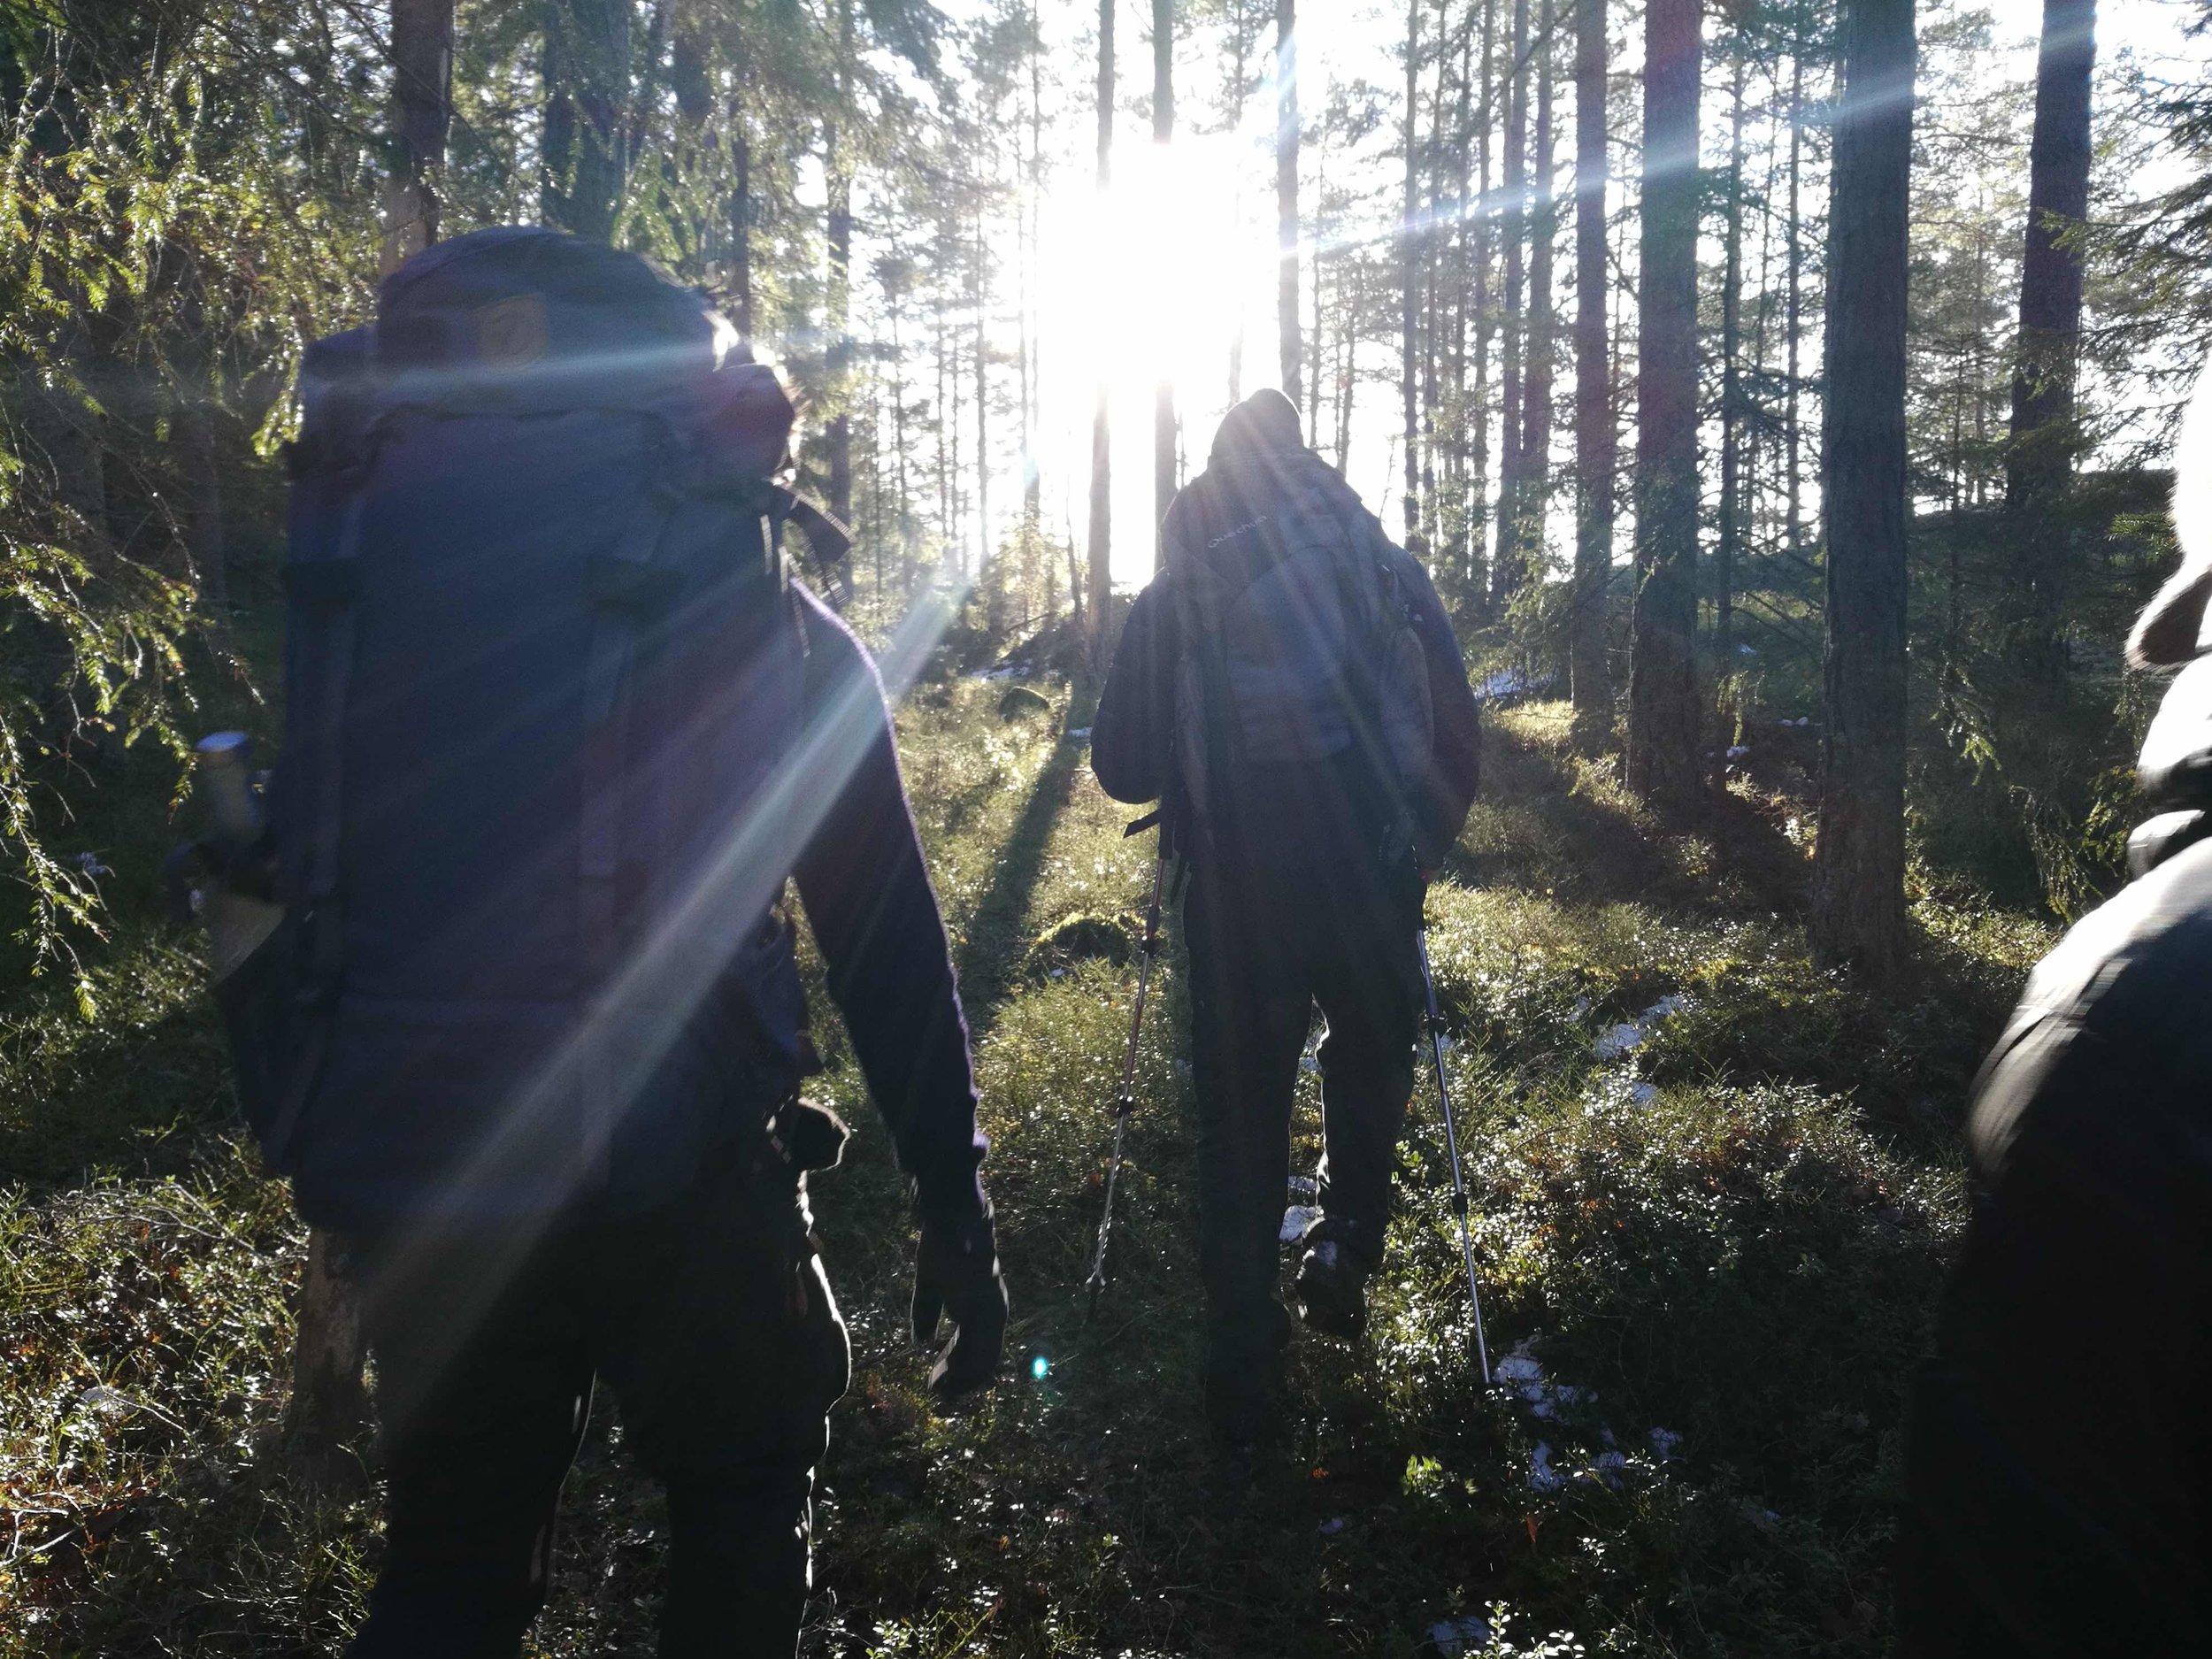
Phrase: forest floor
[{"left": 0, "top": 662, "right": 2059, "bottom": 1657}]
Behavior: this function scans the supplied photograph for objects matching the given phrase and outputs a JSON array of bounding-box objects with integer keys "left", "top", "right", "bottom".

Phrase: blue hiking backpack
[{"left": 227, "top": 228, "right": 850, "bottom": 1233}]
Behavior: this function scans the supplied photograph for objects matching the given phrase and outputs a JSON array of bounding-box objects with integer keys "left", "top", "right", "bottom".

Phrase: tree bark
[
  {"left": 1491, "top": 0, "right": 1529, "bottom": 611},
  {"left": 2008, "top": 0, "right": 2097, "bottom": 487},
  {"left": 1785, "top": 43, "right": 1805, "bottom": 556},
  {"left": 1155, "top": 0, "right": 1178, "bottom": 569},
  {"left": 541, "top": 0, "right": 631, "bottom": 242},
  {"left": 1401, "top": 0, "right": 1423, "bottom": 550},
  {"left": 1571, "top": 0, "right": 1611, "bottom": 749},
  {"left": 1523, "top": 0, "right": 1555, "bottom": 597},
  {"left": 1469, "top": 0, "right": 1498, "bottom": 610},
  {"left": 1717, "top": 50, "right": 1747, "bottom": 660},
  {"left": 1812, "top": 0, "right": 1916, "bottom": 973},
  {"left": 827, "top": 0, "right": 856, "bottom": 526},
  {"left": 1624, "top": 0, "right": 1703, "bottom": 817},
  {"left": 381, "top": 0, "right": 453, "bottom": 275},
  {"left": 2005, "top": 0, "right": 2097, "bottom": 652},
  {"left": 1089, "top": 0, "right": 1117, "bottom": 663},
  {"left": 1276, "top": 0, "right": 1302, "bottom": 411}
]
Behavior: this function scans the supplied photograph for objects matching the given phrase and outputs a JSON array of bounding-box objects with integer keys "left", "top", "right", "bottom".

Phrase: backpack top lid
[{"left": 356, "top": 227, "right": 795, "bottom": 480}]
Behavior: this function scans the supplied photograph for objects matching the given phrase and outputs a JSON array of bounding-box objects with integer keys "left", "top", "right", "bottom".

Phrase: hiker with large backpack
[
  {"left": 1895, "top": 356, "right": 2212, "bottom": 1652},
  {"left": 188, "top": 229, "right": 1006, "bottom": 1657},
  {"left": 1090, "top": 388, "right": 1482, "bottom": 1447}
]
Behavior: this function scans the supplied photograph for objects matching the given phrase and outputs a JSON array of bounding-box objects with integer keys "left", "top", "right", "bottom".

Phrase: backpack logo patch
[{"left": 479, "top": 294, "right": 549, "bottom": 369}]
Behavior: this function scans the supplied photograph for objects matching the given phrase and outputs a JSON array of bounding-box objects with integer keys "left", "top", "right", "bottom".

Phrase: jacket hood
[{"left": 1209, "top": 388, "right": 1304, "bottom": 465}]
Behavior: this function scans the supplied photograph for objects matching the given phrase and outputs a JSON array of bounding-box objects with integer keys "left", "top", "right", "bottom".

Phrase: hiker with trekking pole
[
  {"left": 176, "top": 230, "right": 1005, "bottom": 1659},
  {"left": 1090, "top": 388, "right": 1485, "bottom": 1452}
]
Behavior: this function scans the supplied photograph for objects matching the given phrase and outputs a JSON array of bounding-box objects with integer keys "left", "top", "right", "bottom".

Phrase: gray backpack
[{"left": 1163, "top": 454, "right": 1433, "bottom": 872}]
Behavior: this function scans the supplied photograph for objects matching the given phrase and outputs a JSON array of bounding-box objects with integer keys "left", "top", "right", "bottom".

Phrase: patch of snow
[
  {"left": 1474, "top": 668, "right": 1555, "bottom": 703},
  {"left": 1648, "top": 1427, "right": 1682, "bottom": 1460},
  {"left": 1737, "top": 642, "right": 1757, "bottom": 657},
  {"left": 1591, "top": 1449, "right": 1628, "bottom": 1488},
  {"left": 1528, "top": 1441, "right": 1567, "bottom": 1494},
  {"left": 1286, "top": 1174, "right": 1318, "bottom": 1200},
  {"left": 1300, "top": 1049, "right": 1321, "bottom": 1074},
  {"left": 73, "top": 851, "right": 113, "bottom": 878},
  {"left": 1571, "top": 995, "right": 1592, "bottom": 1018},
  {"left": 1594, "top": 1022, "right": 1644, "bottom": 1060},
  {"left": 1725, "top": 744, "right": 1750, "bottom": 761},
  {"left": 1432, "top": 1614, "right": 1492, "bottom": 1655},
  {"left": 1496, "top": 1343, "right": 1586, "bottom": 1420},
  {"left": 1281, "top": 1205, "right": 1323, "bottom": 1243},
  {"left": 1318, "top": 1516, "right": 1346, "bottom": 1535},
  {"left": 1629, "top": 1081, "right": 1658, "bottom": 1106},
  {"left": 1066, "top": 726, "right": 1092, "bottom": 740},
  {"left": 1594, "top": 995, "right": 1686, "bottom": 1059}
]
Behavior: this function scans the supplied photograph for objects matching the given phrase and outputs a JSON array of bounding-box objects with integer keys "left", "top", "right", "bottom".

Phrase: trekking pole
[
  {"left": 1084, "top": 822, "right": 1169, "bottom": 1323},
  {"left": 1416, "top": 929, "right": 1492, "bottom": 1386}
]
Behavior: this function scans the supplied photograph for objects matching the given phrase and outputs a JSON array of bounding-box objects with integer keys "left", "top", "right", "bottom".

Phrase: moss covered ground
[{"left": 0, "top": 669, "right": 2050, "bottom": 1656}]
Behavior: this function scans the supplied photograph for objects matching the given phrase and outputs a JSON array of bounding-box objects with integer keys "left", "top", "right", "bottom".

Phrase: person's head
[
  {"left": 1210, "top": 388, "right": 1304, "bottom": 466},
  {"left": 2128, "top": 355, "right": 2212, "bottom": 666}
]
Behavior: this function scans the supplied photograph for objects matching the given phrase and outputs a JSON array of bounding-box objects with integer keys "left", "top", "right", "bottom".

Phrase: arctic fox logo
[{"left": 1208, "top": 516, "right": 1267, "bottom": 549}]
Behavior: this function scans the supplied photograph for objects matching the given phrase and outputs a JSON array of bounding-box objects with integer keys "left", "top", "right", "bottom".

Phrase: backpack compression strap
[{"left": 264, "top": 433, "right": 381, "bottom": 1167}]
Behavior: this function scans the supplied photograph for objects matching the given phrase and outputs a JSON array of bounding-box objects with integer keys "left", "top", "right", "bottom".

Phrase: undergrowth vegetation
[{"left": 2, "top": 684, "right": 2046, "bottom": 1656}]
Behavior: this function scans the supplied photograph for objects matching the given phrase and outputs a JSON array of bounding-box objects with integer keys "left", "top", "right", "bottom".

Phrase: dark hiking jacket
[
  {"left": 1897, "top": 656, "right": 2212, "bottom": 1655},
  {"left": 1092, "top": 442, "right": 1481, "bottom": 878},
  {"left": 787, "top": 587, "right": 987, "bottom": 1217}
]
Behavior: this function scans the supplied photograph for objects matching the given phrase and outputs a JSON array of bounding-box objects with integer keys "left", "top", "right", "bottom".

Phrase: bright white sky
[{"left": 915, "top": 0, "right": 2208, "bottom": 588}]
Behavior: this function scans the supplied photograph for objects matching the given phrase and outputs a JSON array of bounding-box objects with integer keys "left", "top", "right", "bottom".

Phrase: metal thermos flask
[{"left": 194, "top": 733, "right": 282, "bottom": 980}]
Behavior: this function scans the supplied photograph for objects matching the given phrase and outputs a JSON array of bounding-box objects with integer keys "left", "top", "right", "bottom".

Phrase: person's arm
[
  {"left": 787, "top": 590, "right": 986, "bottom": 1218},
  {"left": 1391, "top": 548, "right": 1482, "bottom": 867},
  {"left": 1090, "top": 578, "right": 1179, "bottom": 806}
]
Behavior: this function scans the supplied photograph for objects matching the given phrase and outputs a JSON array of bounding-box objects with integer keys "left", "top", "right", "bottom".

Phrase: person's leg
[
  {"left": 659, "top": 1455, "right": 818, "bottom": 1656},
  {"left": 1183, "top": 872, "right": 1310, "bottom": 1425},
  {"left": 1306, "top": 875, "right": 1423, "bottom": 1271},
  {"left": 592, "top": 1157, "right": 848, "bottom": 1659},
  {"left": 348, "top": 1231, "right": 593, "bottom": 1659}
]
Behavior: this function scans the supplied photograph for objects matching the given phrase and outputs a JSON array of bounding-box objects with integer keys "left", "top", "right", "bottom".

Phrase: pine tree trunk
[
  {"left": 2005, "top": 0, "right": 2097, "bottom": 646},
  {"left": 1089, "top": 0, "right": 1117, "bottom": 663},
  {"left": 1570, "top": 0, "right": 1612, "bottom": 749},
  {"left": 827, "top": 0, "right": 856, "bottom": 526},
  {"left": 1469, "top": 0, "right": 1498, "bottom": 609},
  {"left": 1717, "top": 53, "right": 1747, "bottom": 660},
  {"left": 1026, "top": 4, "right": 1046, "bottom": 532},
  {"left": 1523, "top": 0, "right": 1555, "bottom": 602},
  {"left": 1785, "top": 46, "right": 1805, "bottom": 557},
  {"left": 1492, "top": 0, "right": 1528, "bottom": 612},
  {"left": 728, "top": 50, "right": 755, "bottom": 343},
  {"left": 974, "top": 211, "right": 990, "bottom": 584},
  {"left": 1624, "top": 0, "right": 1703, "bottom": 817},
  {"left": 1812, "top": 0, "right": 1916, "bottom": 973},
  {"left": 381, "top": 0, "right": 453, "bottom": 274},
  {"left": 1155, "top": 0, "right": 1178, "bottom": 569},
  {"left": 1401, "top": 0, "right": 1423, "bottom": 549},
  {"left": 1276, "top": 0, "right": 1302, "bottom": 411},
  {"left": 542, "top": 0, "right": 630, "bottom": 242}
]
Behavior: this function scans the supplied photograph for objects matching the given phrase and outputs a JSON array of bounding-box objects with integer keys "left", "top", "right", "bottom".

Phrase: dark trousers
[
  {"left": 1182, "top": 862, "right": 1421, "bottom": 1397},
  {"left": 344, "top": 1150, "right": 849, "bottom": 1659}
]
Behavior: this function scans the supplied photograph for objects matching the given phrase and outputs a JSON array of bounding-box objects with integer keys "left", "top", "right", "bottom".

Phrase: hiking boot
[{"left": 1294, "top": 1217, "right": 1381, "bottom": 1339}]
